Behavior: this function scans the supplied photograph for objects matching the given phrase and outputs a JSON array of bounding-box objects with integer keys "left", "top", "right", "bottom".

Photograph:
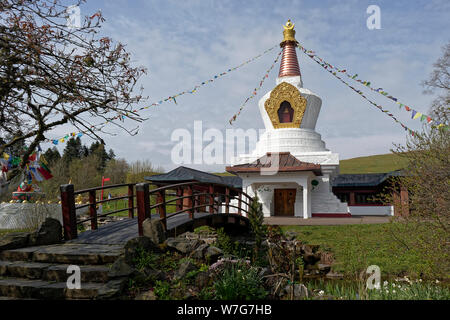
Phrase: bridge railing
[
  {"left": 60, "top": 181, "right": 252, "bottom": 240},
  {"left": 60, "top": 183, "right": 136, "bottom": 241},
  {"left": 136, "top": 181, "right": 252, "bottom": 236}
]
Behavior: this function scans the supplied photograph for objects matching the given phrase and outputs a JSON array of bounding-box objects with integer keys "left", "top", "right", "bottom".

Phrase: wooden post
[
  {"left": 238, "top": 193, "right": 242, "bottom": 216},
  {"left": 89, "top": 190, "right": 98, "bottom": 230},
  {"left": 186, "top": 185, "right": 193, "bottom": 219},
  {"left": 60, "top": 184, "right": 77, "bottom": 240},
  {"left": 400, "top": 186, "right": 409, "bottom": 217},
  {"left": 225, "top": 187, "right": 230, "bottom": 214},
  {"left": 176, "top": 187, "right": 183, "bottom": 212},
  {"left": 128, "top": 185, "right": 134, "bottom": 218},
  {"left": 156, "top": 190, "right": 167, "bottom": 231},
  {"left": 349, "top": 192, "right": 356, "bottom": 206},
  {"left": 209, "top": 185, "right": 214, "bottom": 214},
  {"left": 194, "top": 194, "right": 200, "bottom": 213},
  {"left": 136, "top": 183, "right": 150, "bottom": 236}
]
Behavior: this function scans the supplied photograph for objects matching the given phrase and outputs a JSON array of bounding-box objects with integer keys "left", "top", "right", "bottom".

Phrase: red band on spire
[{"left": 278, "top": 42, "right": 301, "bottom": 78}]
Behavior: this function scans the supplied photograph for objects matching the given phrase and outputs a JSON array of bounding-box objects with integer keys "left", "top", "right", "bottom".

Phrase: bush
[
  {"left": 154, "top": 280, "right": 171, "bottom": 300},
  {"left": 132, "top": 246, "right": 158, "bottom": 271},
  {"left": 214, "top": 262, "right": 267, "bottom": 300}
]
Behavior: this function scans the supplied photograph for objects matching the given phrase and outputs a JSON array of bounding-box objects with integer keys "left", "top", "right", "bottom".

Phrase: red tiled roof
[{"left": 226, "top": 152, "right": 322, "bottom": 175}]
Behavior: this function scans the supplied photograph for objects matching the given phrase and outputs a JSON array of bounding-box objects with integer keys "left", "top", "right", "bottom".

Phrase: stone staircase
[
  {"left": 0, "top": 243, "right": 126, "bottom": 300},
  {"left": 311, "top": 193, "right": 349, "bottom": 214}
]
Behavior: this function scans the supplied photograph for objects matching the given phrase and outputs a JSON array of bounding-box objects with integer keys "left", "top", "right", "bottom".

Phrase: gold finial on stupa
[{"left": 282, "top": 19, "right": 297, "bottom": 44}]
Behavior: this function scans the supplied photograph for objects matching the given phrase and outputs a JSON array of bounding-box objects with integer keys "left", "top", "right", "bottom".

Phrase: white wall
[{"left": 348, "top": 206, "right": 394, "bottom": 216}]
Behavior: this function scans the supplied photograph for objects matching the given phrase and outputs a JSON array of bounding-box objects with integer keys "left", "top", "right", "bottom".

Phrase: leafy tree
[
  {"left": 103, "top": 158, "right": 129, "bottom": 185},
  {"left": 89, "top": 141, "right": 110, "bottom": 172},
  {"left": 43, "top": 147, "right": 61, "bottom": 165},
  {"left": 108, "top": 149, "right": 116, "bottom": 161},
  {"left": 247, "top": 194, "right": 267, "bottom": 260},
  {"left": 62, "top": 137, "right": 83, "bottom": 164},
  {"left": 0, "top": 0, "right": 146, "bottom": 180}
]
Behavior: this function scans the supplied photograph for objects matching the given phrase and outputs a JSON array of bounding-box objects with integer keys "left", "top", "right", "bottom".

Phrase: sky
[{"left": 45, "top": 0, "right": 450, "bottom": 172}]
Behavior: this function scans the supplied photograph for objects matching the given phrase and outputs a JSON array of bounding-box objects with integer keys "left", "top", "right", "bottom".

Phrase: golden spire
[{"left": 281, "top": 19, "right": 298, "bottom": 45}]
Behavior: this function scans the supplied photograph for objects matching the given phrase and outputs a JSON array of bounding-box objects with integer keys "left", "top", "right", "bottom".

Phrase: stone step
[
  {"left": 0, "top": 260, "right": 110, "bottom": 283},
  {"left": 0, "top": 277, "right": 125, "bottom": 300},
  {"left": 0, "top": 243, "right": 124, "bottom": 265}
]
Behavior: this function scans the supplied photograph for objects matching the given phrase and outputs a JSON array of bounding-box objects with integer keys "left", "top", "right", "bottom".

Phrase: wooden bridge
[{"left": 60, "top": 181, "right": 253, "bottom": 244}]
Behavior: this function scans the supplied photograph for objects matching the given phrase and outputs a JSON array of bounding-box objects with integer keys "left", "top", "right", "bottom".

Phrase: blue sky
[{"left": 47, "top": 0, "right": 450, "bottom": 171}]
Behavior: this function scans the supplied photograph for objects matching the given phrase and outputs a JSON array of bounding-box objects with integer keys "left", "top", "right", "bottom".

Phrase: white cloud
[{"left": 40, "top": 0, "right": 449, "bottom": 172}]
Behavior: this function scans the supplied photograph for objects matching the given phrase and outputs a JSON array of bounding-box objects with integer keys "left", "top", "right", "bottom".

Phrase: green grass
[
  {"left": 339, "top": 153, "right": 408, "bottom": 174},
  {"left": 280, "top": 223, "right": 432, "bottom": 279},
  {"left": 0, "top": 229, "right": 32, "bottom": 236},
  {"left": 304, "top": 278, "right": 450, "bottom": 300}
]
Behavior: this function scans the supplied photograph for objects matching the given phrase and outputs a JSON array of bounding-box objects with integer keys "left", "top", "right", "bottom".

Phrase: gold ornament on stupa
[{"left": 281, "top": 19, "right": 298, "bottom": 45}]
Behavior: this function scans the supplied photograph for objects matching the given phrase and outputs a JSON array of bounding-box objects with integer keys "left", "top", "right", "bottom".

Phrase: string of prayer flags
[
  {"left": 298, "top": 43, "right": 448, "bottom": 131},
  {"left": 229, "top": 49, "right": 283, "bottom": 125},
  {"left": 45, "top": 45, "right": 279, "bottom": 146},
  {"left": 297, "top": 43, "right": 416, "bottom": 135}
]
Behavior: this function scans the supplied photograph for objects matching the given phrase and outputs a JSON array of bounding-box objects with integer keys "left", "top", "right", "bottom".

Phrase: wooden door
[{"left": 274, "top": 189, "right": 296, "bottom": 216}]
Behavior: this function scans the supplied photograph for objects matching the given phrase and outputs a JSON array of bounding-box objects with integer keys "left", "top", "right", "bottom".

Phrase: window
[
  {"left": 355, "top": 193, "right": 382, "bottom": 205},
  {"left": 336, "top": 193, "right": 349, "bottom": 203},
  {"left": 278, "top": 101, "right": 294, "bottom": 123}
]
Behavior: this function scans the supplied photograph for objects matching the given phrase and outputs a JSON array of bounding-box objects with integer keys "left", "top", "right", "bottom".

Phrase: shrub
[
  {"left": 214, "top": 262, "right": 267, "bottom": 300},
  {"left": 132, "top": 247, "right": 158, "bottom": 271},
  {"left": 154, "top": 280, "right": 171, "bottom": 300}
]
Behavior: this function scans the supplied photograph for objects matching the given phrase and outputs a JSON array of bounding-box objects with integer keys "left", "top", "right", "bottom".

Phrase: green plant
[
  {"left": 199, "top": 264, "right": 209, "bottom": 272},
  {"left": 305, "top": 278, "right": 450, "bottom": 300},
  {"left": 159, "top": 251, "right": 180, "bottom": 270},
  {"left": 247, "top": 195, "right": 267, "bottom": 254},
  {"left": 154, "top": 280, "right": 171, "bottom": 300},
  {"left": 214, "top": 262, "right": 267, "bottom": 300},
  {"left": 215, "top": 228, "right": 234, "bottom": 255},
  {"left": 132, "top": 246, "right": 158, "bottom": 271},
  {"left": 198, "top": 286, "right": 216, "bottom": 300},
  {"left": 194, "top": 226, "right": 215, "bottom": 235}
]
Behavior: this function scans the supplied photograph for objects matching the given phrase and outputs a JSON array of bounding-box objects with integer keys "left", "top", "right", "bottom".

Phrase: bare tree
[
  {"left": 383, "top": 42, "right": 450, "bottom": 278},
  {"left": 0, "top": 0, "right": 147, "bottom": 179},
  {"left": 422, "top": 42, "right": 450, "bottom": 124}
]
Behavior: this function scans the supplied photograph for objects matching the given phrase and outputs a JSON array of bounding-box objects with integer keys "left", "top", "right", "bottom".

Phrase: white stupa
[{"left": 227, "top": 20, "right": 349, "bottom": 218}]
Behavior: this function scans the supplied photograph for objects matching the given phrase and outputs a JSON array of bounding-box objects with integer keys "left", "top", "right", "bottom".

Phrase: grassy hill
[{"left": 339, "top": 153, "right": 408, "bottom": 174}]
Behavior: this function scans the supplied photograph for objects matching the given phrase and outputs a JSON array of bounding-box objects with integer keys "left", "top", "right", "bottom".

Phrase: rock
[
  {"left": 97, "top": 279, "right": 127, "bottom": 300},
  {"left": 301, "top": 244, "right": 320, "bottom": 254},
  {"left": 204, "top": 246, "right": 223, "bottom": 263},
  {"left": 284, "top": 231, "right": 298, "bottom": 241},
  {"left": 320, "top": 251, "right": 334, "bottom": 265},
  {"left": 142, "top": 218, "right": 166, "bottom": 245},
  {"left": 190, "top": 243, "right": 209, "bottom": 260},
  {"left": 166, "top": 238, "right": 202, "bottom": 254},
  {"left": 0, "top": 232, "right": 30, "bottom": 251},
  {"left": 175, "top": 260, "right": 197, "bottom": 279},
  {"left": 283, "top": 284, "right": 309, "bottom": 300},
  {"left": 29, "top": 218, "right": 62, "bottom": 246},
  {"left": 179, "top": 232, "right": 200, "bottom": 240},
  {"left": 124, "top": 236, "right": 161, "bottom": 265},
  {"left": 195, "top": 271, "right": 211, "bottom": 288},
  {"left": 135, "top": 290, "right": 157, "bottom": 300},
  {"left": 326, "top": 271, "right": 344, "bottom": 279},
  {"left": 318, "top": 264, "right": 332, "bottom": 274},
  {"left": 143, "top": 268, "right": 166, "bottom": 281},
  {"left": 302, "top": 252, "right": 322, "bottom": 266},
  {"left": 258, "top": 267, "right": 272, "bottom": 278},
  {"left": 108, "top": 256, "right": 135, "bottom": 278}
]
